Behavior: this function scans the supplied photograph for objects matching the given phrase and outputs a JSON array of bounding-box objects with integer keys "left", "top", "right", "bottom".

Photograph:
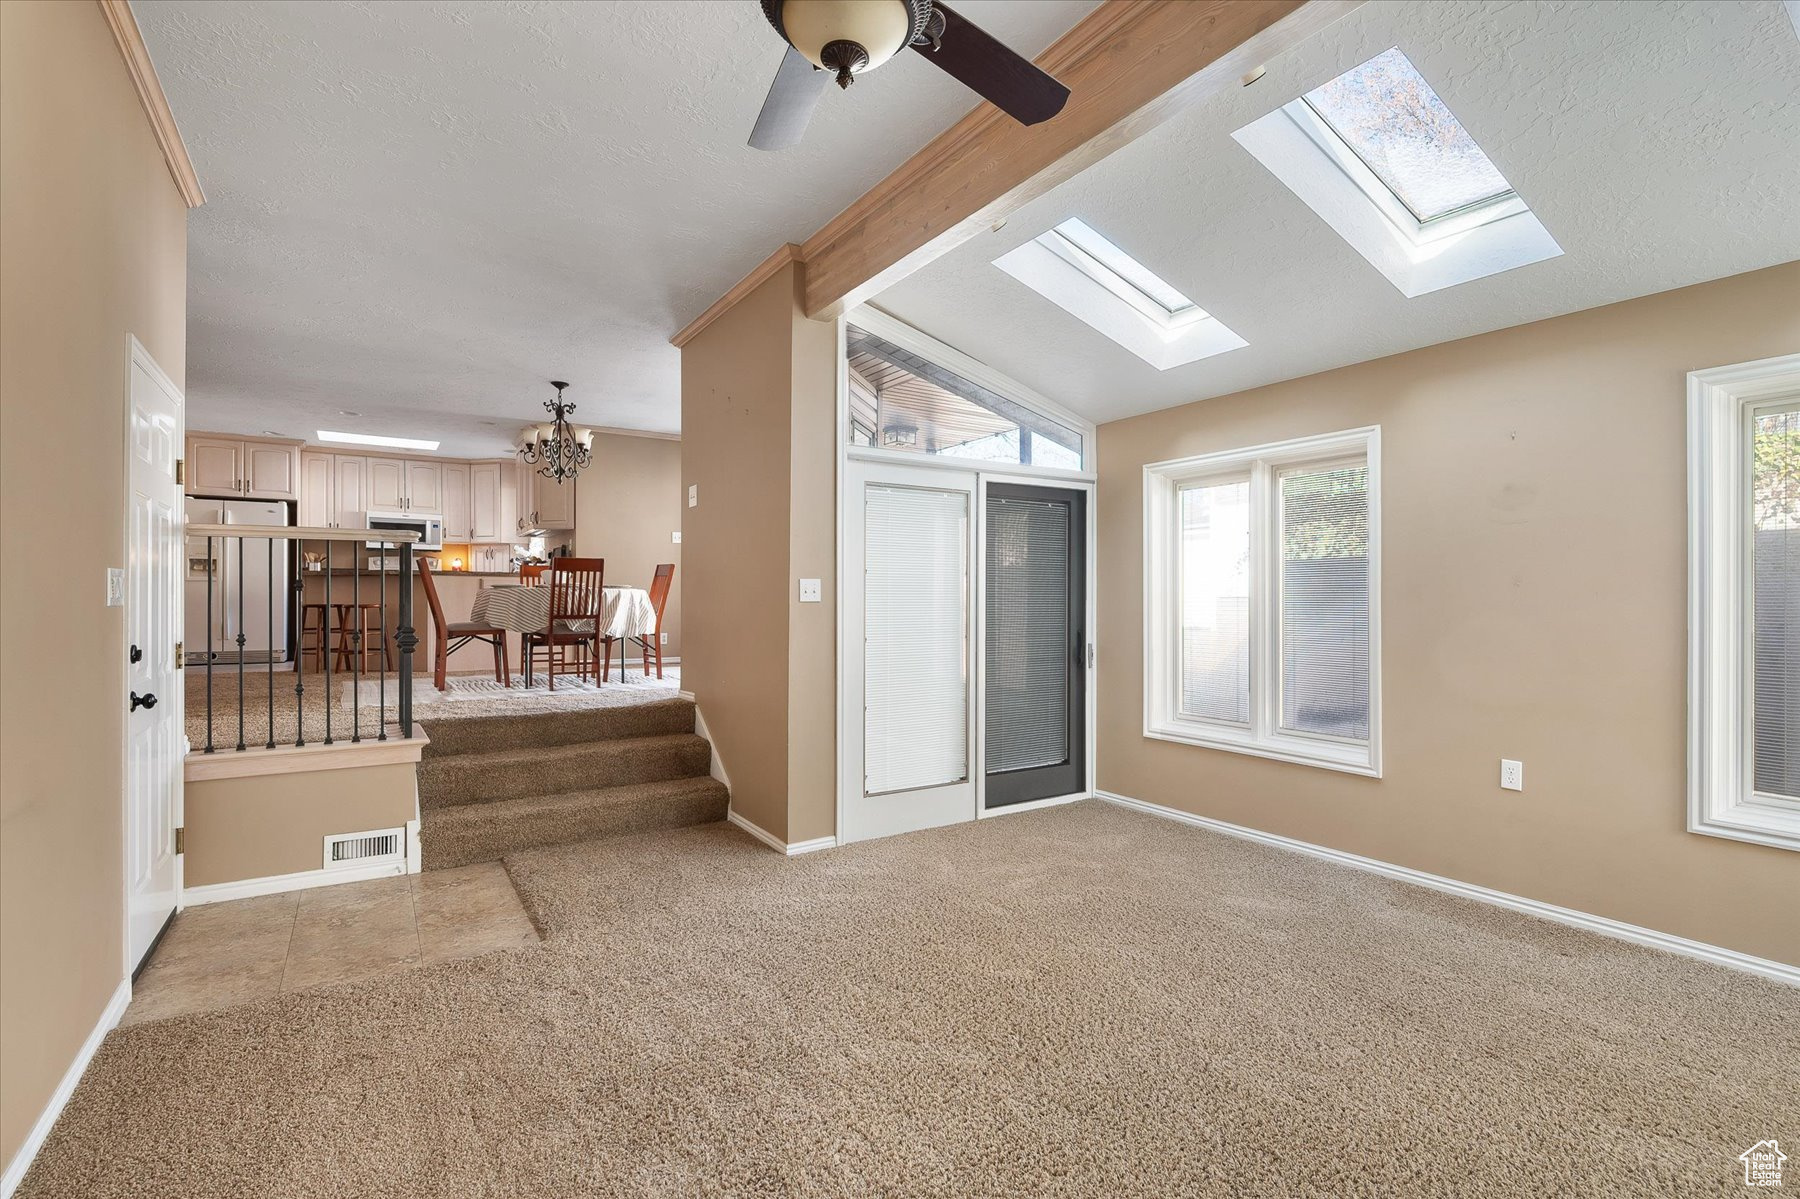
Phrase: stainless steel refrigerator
[{"left": 184, "top": 497, "right": 291, "bottom": 664}]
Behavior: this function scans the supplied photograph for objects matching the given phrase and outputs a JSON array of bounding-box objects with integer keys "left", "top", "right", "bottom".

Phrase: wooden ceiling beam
[{"left": 797, "top": 0, "right": 1361, "bottom": 320}]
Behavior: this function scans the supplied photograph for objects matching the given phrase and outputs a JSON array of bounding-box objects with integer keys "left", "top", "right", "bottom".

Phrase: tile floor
[{"left": 123, "top": 863, "right": 539, "bottom": 1026}]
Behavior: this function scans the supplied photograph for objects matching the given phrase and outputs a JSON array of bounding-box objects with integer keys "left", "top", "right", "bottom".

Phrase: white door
[
  {"left": 840, "top": 461, "right": 977, "bottom": 842},
  {"left": 126, "top": 339, "right": 184, "bottom": 970}
]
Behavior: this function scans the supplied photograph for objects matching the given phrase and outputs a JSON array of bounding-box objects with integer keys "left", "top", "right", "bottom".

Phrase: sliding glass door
[{"left": 984, "top": 483, "right": 1087, "bottom": 807}]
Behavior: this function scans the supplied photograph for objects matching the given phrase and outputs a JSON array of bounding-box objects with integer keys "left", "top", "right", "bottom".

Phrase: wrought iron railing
[{"left": 186, "top": 523, "right": 420, "bottom": 752}]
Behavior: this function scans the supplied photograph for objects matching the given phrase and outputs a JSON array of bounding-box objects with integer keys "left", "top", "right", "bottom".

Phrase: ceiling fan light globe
[{"left": 775, "top": 0, "right": 913, "bottom": 74}]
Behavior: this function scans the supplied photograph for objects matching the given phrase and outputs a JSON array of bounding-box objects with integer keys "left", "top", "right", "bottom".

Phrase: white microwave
[{"left": 364, "top": 511, "right": 444, "bottom": 551}]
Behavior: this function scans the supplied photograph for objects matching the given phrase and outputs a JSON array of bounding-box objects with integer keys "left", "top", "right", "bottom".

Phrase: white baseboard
[
  {"left": 1, "top": 978, "right": 131, "bottom": 1199},
  {"left": 182, "top": 859, "right": 407, "bottom": 907},
  {"left": 1095, "top": 790, "right": 1800, "bottom": 988},
  {"left": 688, "top": 702, "right": 731, "bottom": 792},
  {"left": 727, "top": 809, "right": 837, "bottom": 856}
]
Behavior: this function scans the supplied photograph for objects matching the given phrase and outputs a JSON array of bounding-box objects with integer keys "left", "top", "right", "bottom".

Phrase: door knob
[
  {"left": 130, "top": 691, "right": 158, "bottom": 712},
  {"left": 129, "top": 644, "right": 142, "bottom": 663}
]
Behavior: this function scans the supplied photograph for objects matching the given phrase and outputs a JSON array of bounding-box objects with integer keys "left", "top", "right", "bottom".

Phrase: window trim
[
  {"left": 1687, "top": 354, "right": 1800, "bottom": 852},
  {"left": 1144, "top": 426, "right": 1382, "bottom": 777}
]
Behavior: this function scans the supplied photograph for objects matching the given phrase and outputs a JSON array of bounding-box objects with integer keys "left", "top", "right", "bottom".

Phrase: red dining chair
[
  {"left": 606, "top": 563, "right": 674, "bottom": 681},
  {"left": 418, "top": 558, "right": 510, "bottom": 691},
  {"left": 523, "top": 557, "right": 603, "bottom": 690}
]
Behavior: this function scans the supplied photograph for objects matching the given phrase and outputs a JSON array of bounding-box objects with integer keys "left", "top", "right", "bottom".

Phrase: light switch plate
[
  {"left": 671, "top": 530, "right": 681, "bottom": 544},
  {"left": 798, "top": 578, "right": 822, "bottom": 603},
  {"left": 1500, "top": 759, "right": 1524, "bottom": 791},
  {"left": 687, "top": 485, "right": 698, "bottom": 508},
  {"left": 106, "top": 567, "right": 125, "bottom": 607}
]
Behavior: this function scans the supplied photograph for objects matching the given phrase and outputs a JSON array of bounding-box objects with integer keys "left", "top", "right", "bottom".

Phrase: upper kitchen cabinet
[
  {"left": 299, "top": 452, "right": 369, "bottom": 528},
  {"left": 443, "top": 462, "right": 471, "bottom": 541},
  {"left": 532, "top": 472, "right": 576, "bottom": 530},
  {"left": 469, "top": 460, "right": 506, "bottom": 542},
  {"left": 185, "top": 434, "right": 299, "bottom": 501},
  {"left": 366, "top": 457, "right": 444, "bottom": 513}
]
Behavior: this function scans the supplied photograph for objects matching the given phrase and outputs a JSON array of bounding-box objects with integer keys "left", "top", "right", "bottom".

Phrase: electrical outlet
[
  {"left": 687, "top": 484, "right": 698, "bottom": 508},
  {"left": 1500, "top": 759, "right": 1524, "bottom": 791},
  {"left": 106, "top": 567, "right": 125, "bottom": 607},
  {"left": 660, "top": 632, "right": 669, "bottom": 646},
  {"left": 798, "top": 578, "right": 822, "bottom": 603}
]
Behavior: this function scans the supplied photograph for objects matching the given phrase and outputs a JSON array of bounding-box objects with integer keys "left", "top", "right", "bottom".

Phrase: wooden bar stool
[
  {"left": 333, "top": 603, "right": 393, "bottom": 671},
  {"left": 299, "top": 603, "right": 334, "bottom": 672}
]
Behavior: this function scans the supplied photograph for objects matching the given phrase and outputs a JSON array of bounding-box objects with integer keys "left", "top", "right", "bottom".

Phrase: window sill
[
  {"left": 1145, "top": 720, "right": 1380, "bottom": 778},
  {"left": 1688, "top": 798, "right": 1800, "bottom": 853}
]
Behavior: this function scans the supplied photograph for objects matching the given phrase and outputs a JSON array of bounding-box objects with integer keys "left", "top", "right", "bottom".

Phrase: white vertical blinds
[
  {"left": 1279, "top": 463, "right": 1371, "bottom": 740},
  {"left": 1179, "top": 480, "right": 1252, "bottom": 723},
  {"left": 864, "top": 484, "right": 969, "bottom": 796},
  {"left": 986, "top": 496, "right": 1070, "bottom": 772},
  {"left": 1751, "top": 403, "right": 1800, "bottom": 800}
]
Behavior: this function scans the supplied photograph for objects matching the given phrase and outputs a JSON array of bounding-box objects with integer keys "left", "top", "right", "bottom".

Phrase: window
[
  {"left": 1301, "top": 47, "right": 1514, "bottom": 226},
  {"left": 1232, "top": 48, "right": 1560, "bottom": 297},
  {"left": 846, "top": 321, "right": 1084, "bottom": 469},
  {"left": 993, "top": 220, "right": 1246, "bottom": 371},
  {"left": 1689, "top": 355, "right": 1800, "bottom": 851},
  {"left": 1145, "top": 427, "right": 1380, "bottom": 775}
]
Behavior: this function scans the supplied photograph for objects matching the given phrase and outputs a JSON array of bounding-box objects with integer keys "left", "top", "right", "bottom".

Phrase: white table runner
[{"left": 469, "top": 584, "right": 655, "bottom": 639}]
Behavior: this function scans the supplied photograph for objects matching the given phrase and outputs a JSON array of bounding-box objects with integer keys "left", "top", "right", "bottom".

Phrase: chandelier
[{"left": 518, "top": 380, "right": 593, "bottom": 483}]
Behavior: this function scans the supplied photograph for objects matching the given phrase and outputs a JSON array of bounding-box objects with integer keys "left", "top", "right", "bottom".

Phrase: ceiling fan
[{"left": 749, "top": 0, "right": 1070, "bottom": 151}]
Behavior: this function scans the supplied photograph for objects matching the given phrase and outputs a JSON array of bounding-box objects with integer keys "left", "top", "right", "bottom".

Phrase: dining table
[{"left": 468, "top": 581, "right": 657, "bottom": 640}]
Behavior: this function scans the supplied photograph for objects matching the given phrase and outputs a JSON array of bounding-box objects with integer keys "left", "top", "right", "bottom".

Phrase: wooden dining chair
[
  {"left": 418, "top": 558, "right": 510, "bottom": 691},
  {"left": 520, "top": 563, "right": 547, "bottom": 586},
  {"left": 606, "top": 563, "right": 674, "bottom": 681},
  {"left": 524, "top": 557, "right": 603, "bottom": 690}
]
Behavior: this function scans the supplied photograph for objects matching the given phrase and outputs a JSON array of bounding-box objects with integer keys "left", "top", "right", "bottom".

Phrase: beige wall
[
  {"left": 0, "top": 0, "right": 189, "bottom": 1168},
  {"left": 1097, "top": 263, "right": 1800, "bottom": 967},
  {"left": 574, "top": 431, "right": 683, "bottom": 659},
  {"left": 679, "top": 263, "right": 837, "bottom": 841},
  {"left": 184, "top": 763, "right": 419, "bottom": 887}
]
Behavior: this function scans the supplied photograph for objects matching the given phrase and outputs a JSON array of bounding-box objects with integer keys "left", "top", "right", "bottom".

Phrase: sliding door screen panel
[{"left": 864, "top": 484, "right": 970, "bottom": 796}]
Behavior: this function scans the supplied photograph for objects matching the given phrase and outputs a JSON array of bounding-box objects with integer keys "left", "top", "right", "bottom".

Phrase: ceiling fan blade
[
  {"left": 912, "top": 3, "right": 1070, "bottom": 127},
  {"left": 749, "top": 47, "right": 830, "bottom": 151}
]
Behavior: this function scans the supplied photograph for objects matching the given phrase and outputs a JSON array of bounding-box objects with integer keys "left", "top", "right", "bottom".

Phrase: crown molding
[
  {"left": 669, "top": 243, "right": 802, "bottom": 348},
  {"left": 97, "top": 0, "right": 205, "bottom": 209}
]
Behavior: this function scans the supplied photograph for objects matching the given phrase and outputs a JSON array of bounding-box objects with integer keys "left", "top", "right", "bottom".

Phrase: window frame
[
  {"left": 1688, "top": 354, "right": 1800, "bottom": 852},
  {"left": 1144, "top": 426, "right": 1382, "bottom": 777}
]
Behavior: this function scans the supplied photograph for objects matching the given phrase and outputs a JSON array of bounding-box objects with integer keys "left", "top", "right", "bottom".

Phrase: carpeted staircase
[{"left": 416, "top": 697, "right": 728, "bottom": 870}]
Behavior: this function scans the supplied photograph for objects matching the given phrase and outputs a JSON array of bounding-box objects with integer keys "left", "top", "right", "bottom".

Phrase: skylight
[
  {"left": 317, "top": 430, "right": 440, "bottom": 451},
  {"left": 1301, "top": 48, "right": 1513, "bottom": 224},
  {"left": 994, "top": 219, "right": 1246, "bottom": 371},
  {"left": 1044, "top": 218, "right": 1200, "bottom": 324}
]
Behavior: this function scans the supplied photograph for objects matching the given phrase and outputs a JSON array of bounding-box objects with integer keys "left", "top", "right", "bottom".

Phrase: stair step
[
  {"left": 417, "top": 734, "right": 711, "bottom": 810},
  {"left": 421, "top": 776, "right": 729, "bottom": 870},
  {"left": 418, "top": 698, "right": 695, "bottom": 758}
]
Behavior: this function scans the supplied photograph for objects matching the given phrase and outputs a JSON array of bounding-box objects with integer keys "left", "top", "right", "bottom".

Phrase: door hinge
[
  {"left": 174, "top": 641, "right": 184, "bottom": 669},
  {"left": 174, "top": 827, "right": 185, "bottom": 855},
  {"left": 174, "top": 457, "right": 185, "bottom": 486}
]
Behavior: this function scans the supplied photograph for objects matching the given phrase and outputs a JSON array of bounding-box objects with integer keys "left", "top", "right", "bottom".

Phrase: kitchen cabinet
[
  {"left": 533, "top": 473, "right": 576, "bottom": 530},
  {"left": 298, "top": 452, "right": 370, "bottom": 529},
  {"left": 443, "top": 463, "right": 471, "bottom": 541},
  {"left": 405, "top": 460, "right": 443, "bottom": 513},
  {"left": 367, "top": 457, "right": 444, "bottom": 513},
  {"left": 469, "top": 461, "right": 505, "bottom": 542},
  {"left": 185, "top": 435, "right": 299, "bottom": 501},
  {"left": 298, "top": 452, "right": 332, "bottom": 527}
]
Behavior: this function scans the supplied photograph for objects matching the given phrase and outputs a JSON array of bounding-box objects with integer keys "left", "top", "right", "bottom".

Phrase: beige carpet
[
  {"left": 18, "top": 802, "right": 1797, "bottom": 1197},
  {"left": 183, "top": 665, "right": 680, "bottom": 749}
]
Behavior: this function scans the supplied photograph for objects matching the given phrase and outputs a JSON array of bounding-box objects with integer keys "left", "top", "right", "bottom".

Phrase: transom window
[
  {"left": 1689, "top": 355, "right": 1800, "bottom": 851},
  {"left": 1145, "top": 427, "right": 1380, "bottom": 775},
  {"left": 1302, "top": 47, "right": 1515, "bottom": 225}
]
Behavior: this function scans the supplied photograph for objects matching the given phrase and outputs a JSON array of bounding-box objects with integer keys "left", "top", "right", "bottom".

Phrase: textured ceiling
[
  {"left": 874, "top": 0, "right": 1800, "bottom": 426},
  {"left": 134, "top": 0, "right": 1098, "bottom": 455}
]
